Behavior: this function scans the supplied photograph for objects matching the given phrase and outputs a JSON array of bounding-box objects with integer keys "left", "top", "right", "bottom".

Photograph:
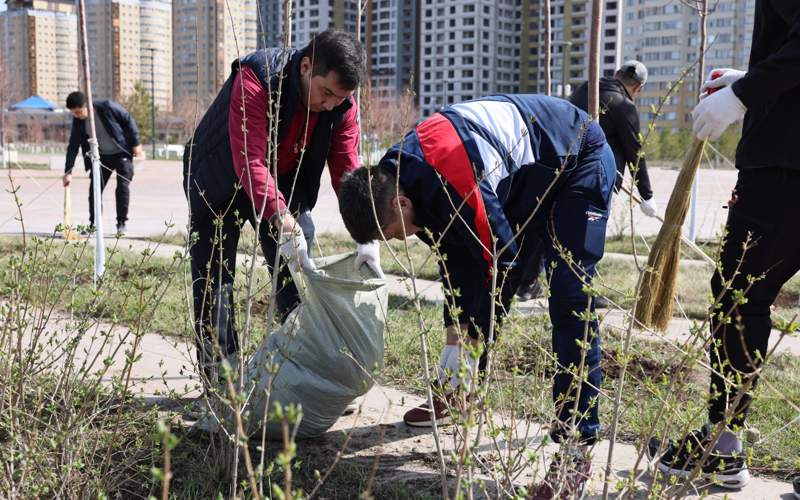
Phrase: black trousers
[
  {"left": 87, "top": 153, "right": 134, "bottom": 226},
  {"left": 189, "top": 190, "right": 314, "bottom": 370},
  {"left": 709, "top": 168, "right": 800, "bottom": 427}
]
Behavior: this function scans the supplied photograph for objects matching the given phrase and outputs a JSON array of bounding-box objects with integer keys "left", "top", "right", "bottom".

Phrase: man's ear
[
  {"left": 300, "top": 56, "right": 312, "bottom": 77},
  {"left": 395, "top": 194, "right": 412, "bottom": 212}
]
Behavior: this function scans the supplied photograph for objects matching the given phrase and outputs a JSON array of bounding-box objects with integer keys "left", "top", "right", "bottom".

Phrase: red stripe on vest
[{"left": 415, "top": 113, "right": 494, "bottom": 270}]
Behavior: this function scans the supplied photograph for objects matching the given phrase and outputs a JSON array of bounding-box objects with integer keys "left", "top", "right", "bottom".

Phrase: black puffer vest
[{"left": 183, "top": 48, "right": 353, "bottom": 217}]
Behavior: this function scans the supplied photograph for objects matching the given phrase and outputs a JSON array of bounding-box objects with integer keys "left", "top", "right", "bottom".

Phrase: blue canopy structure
[{"left": 9, "top": 95, "right": 58, "bottom": 111}]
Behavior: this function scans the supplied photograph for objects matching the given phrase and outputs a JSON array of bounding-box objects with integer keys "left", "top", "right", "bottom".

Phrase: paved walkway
[{"left": 0, "top": 161, "right": 737, "bottom": 240}]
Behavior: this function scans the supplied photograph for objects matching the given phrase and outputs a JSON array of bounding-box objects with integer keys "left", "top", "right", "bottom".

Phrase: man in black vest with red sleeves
[{"left": 184, "top": 30, "right": 381, "bottom": 379}]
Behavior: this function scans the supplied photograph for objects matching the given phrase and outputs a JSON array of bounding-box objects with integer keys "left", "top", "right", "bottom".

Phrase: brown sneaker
[
  {"left": 403, "top": 393, "right": 452, "bottom": 427},
  {"left": 529, "top": 450, "right": 592, "bottom": 499}
]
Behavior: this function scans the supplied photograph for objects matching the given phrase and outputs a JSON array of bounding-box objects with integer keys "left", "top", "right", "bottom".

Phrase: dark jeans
[
  {"left": 188, "top": 189, "right": 314, "bottom": 372},
  {"left": 88, "top": 153, "right": 134, "bottom": 226},
  {"left": 442, "top": 139, "right": 616, "bottom": 444},
  {"left": 709, "top": 168, "right": 800, "bottom": 428}
]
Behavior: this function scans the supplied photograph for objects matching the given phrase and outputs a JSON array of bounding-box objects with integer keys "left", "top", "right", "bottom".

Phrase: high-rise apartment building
[
  {"left": 520, "top": 0, "right": 623, "bottom": 96},
  {"left": 367, "top": 0, "right": 418, "bottom": 101},
  {"left": 140, "top": 0, "right": 173, "bottom": 110},
  {"left": 172, "top": 0, "right": 257, "bottom": 108},
  {"left": 257, "top": 0, "right": 284, "bottom": 48},
  {"left": 0, "top": 0, "right": 79, "bottom": 106},
  {"left": 85, "top": 0, "right": 173, "bottom": 110},
  {"left": 622, "top": 0, "right": 754, "bottom": 128},
  {"left": 257, "top": 0, "right": 366, "bottom": 49},
  {"left": 417, "top": 0, "right": 521, "bottom": 117}
]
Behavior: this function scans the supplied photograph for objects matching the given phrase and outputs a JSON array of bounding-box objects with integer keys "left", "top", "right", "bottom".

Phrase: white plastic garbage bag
[{"left": 239, "top": 251, "right": 388, "bottom": 440}]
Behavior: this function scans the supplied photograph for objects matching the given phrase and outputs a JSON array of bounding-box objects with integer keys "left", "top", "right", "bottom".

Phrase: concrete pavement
[{"left": 0, "top": 160, "right": 737, "bottom": 240}]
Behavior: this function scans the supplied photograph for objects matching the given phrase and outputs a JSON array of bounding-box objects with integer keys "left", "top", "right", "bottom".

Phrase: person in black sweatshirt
[
  {"left": 649, "top": 1, "right": 800, "bottom": 491},
  {"left": 570, "top": 60, "right": 657, "bottom": 217},
  {"left": 62, "top": 91, "right": 142, "bottom": 236}
]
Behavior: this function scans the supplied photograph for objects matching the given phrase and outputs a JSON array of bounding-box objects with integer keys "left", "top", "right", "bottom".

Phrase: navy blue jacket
[
  {"left": 184, "top": 48, "right": 353, "bottom": 217},
  {"left": 65, "top": 99, "right": 140, "bottom": 173},
  {"left": 379, "top": 94, "right": 603, "bottom": 337},
  {"left": 382, "top": 94, "right": 595, "bottom": 272}
]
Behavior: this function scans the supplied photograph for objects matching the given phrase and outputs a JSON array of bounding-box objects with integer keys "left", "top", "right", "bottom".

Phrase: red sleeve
[
  {"left": 229, "top": 66, "right": 286, "bottom": 220},
  {"left": 326, "top": 98, "right": 361, "bottom": 195}
]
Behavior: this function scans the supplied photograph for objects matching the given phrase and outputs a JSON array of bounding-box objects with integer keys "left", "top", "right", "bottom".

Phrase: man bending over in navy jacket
[{"left": 339, "top": 94, "right": 617, "bottom": 498}]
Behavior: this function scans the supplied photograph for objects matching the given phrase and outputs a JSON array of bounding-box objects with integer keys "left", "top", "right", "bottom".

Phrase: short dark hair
[
  {"left": 302, "top": 29, "right": 364, "bottom": 90},
  {"left": 338, "top": 164, "right": 398, "bottom": 243},
  {"left": 66, "top": 91, "right": 87, "bottom": 110}
]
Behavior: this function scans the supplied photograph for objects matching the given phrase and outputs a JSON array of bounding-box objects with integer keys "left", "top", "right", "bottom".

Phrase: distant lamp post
[
  {"left": 144, "top": 47, "right": 156, "bottom": 158},
  {"left": 554, "top": 40, "right": 574, "bottom": 98}
]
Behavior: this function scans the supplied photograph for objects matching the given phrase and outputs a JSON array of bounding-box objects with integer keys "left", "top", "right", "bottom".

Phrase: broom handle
[{"left": 619, "top": 183, "right": 715, "bottom": 266}]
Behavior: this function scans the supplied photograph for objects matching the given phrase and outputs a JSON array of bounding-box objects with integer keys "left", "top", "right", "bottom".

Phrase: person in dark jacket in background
[
  {"left": 184, "top": 30, "right": 378, "bottom": 380},
  {"left": 649, "top": 1, "right": 800, "bottom": 491},
  {"left": 570, "top": 60, "right": 656, "bottom": 216},
  {"left": 62, "top": 91, "right": 142, "bottom": 235}
]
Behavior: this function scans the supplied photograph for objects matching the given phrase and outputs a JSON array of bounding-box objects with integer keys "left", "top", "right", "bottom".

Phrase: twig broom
[
  {"left": 63, "top": 185, "right": 81, "bottom": 241},
  {"left": 634, "top": 138, "right": 705, "bottom": 331},
  {"left": 636, "top": 1, "right": 716, "bottom": 331}
]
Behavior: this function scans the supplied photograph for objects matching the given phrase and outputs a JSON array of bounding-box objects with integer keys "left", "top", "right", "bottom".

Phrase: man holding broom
[
  {"left": 62, "top": 91, "right": 142, "bottom": 236},
  {"left": 338, "top": 94, "right": 617, "bottom": 497},
  {"left": 649, "top": 0, "right": 800, "bottom": 490}
]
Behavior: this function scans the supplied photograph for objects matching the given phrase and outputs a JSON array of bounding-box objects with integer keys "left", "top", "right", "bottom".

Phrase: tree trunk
[
  {"left": 543, "top": 0, "right": 552, "bottom": 96},
  {"left": 587, "top": 0, "right": 603, "bottom": 118}
]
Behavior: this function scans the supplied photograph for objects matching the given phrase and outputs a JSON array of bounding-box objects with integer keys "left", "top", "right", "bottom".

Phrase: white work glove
[
  {"left": 278, "top": 227, "right": 315, "bottom": 272},
  {"left": 700, "top": 68, "right": 746, "bottom": 98},
  {"left": 355, "top": 240, "right": 384, "bottom": 278},
  {"left": 639, "top": 197, "right": 658, "bottom": 218},
  {"left": 437, "top": 345, "right": 477, "bottom": 392},
  {"left": 691, "top": 86, "right": 746, "bottom": 141}
]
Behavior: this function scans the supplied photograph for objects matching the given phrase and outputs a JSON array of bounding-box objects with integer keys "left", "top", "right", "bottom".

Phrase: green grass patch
[
  {"left": 1, "top": 233, "right": 797, "bottom": 487},
  {"left": 0, "top": 235, "right": 272, "bottom": 338},
  {"left": 149, "top": 230, "right": 442, "bottom": 281},
  {"left": 380, "top": 300, "right": 800, "bottom": 476},
  {"left": 603, "top": 234, "right": 721, "bottom": 260},
  {"left": 592, "top": 255, "right": 800, "bottom": 321},
  {"left": 8, "top": 161, "right": 50, "bottom": 170}
]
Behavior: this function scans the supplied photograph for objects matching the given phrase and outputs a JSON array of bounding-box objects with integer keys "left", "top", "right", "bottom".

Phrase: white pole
[
  {"left": 77, "top": 0, "right": 105, "bottom": 281},
  {"left": 688, "top": 175, "right": 698, "bottom": 243}
]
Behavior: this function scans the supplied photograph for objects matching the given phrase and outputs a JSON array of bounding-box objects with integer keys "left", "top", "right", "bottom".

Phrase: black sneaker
[
  {"left": 116, "top": 223, "right": 127, "bottom": 237},
  {"left": 793, "top": 476, "right": 799, "bottom": 499},
  {"left": 79, "top": 225, "right": 96, "bottom": 236},
  {"left": 647, "top": 427, "right": 751, "bottom": 489},
  {"left": 529, "top": 449, "right": 592, "bottom": 499}
]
